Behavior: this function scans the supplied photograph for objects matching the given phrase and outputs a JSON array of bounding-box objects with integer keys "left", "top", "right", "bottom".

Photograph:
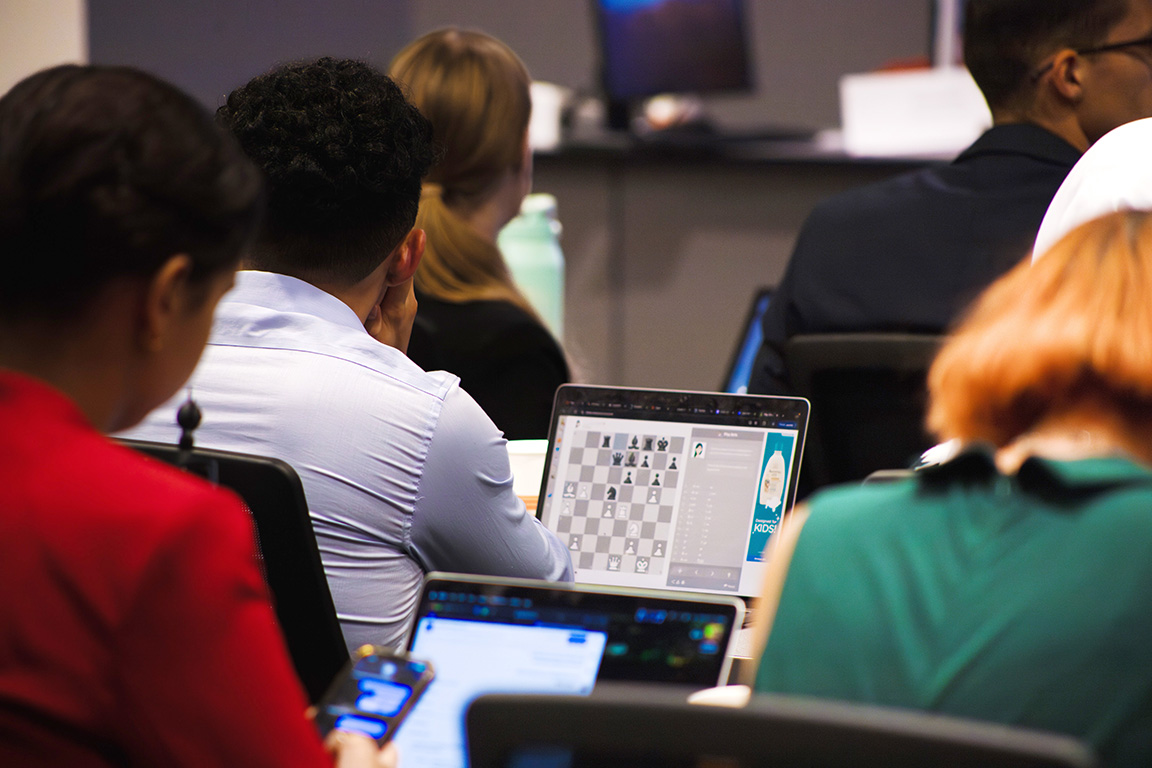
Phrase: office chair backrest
[
  {"left": 467, "top": 684, "right": 1100, "bottom": 768},
  {"left": 784, "top": 333, "right": 942, "bottom": 494},
  {"left": 119, "top": 438, "right": 347, "bottom": 702}
]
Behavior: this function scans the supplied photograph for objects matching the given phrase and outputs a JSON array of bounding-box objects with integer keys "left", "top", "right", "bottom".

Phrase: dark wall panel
[{"left": 89, "top": 0, "right": 411, "bottom": 108}]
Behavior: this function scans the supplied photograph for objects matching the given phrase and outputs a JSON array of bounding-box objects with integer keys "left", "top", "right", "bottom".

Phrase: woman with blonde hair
[
  {"left": 390, "top": 29, "right": 569, "bottom": 439},
  {"left": 750, "top": 210, "right": 1152, "bottom": 766}
]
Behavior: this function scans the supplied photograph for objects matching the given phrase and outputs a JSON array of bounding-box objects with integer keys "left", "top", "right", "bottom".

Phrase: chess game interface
[{"left": 538, "top": 386, "right": 808, "bottom": 598}]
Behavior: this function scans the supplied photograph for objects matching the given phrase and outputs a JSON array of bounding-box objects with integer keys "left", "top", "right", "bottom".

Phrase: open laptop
[
  {"left": 394, "top": 573, "right": 744, "bottom": 768},
  {"left": 721, "top": 286, "right": 774, "bottom": 394},
  {"left": 536, "top": 385, "right": 808, "bottom": 601}
]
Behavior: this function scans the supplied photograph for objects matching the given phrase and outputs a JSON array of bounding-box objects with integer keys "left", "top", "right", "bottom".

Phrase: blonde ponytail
[{"left": 414, "top": 182, "right": 539, "bottom": 317}]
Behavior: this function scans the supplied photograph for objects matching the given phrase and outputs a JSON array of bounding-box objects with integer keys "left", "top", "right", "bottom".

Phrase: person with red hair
[{"left": 751, "top": 210, "right": 1152, "bottom": 766}]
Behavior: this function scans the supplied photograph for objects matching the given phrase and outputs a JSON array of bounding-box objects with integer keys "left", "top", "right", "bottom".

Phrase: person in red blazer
[{"left": 0, "top": 65, "right": 391, "bottom": 767}]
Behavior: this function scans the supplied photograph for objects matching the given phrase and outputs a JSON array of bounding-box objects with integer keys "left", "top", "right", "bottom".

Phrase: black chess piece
[
  {"left": 626, "top": 452, "right": 637, "bottom": 467},
  {"left": 641, "top": 455, "right": 650, "bottom": 468},
  {"left": 624, "top": 471, "right": 633, "bottom": 484},
  {"left": 602, "top": 435, "right": 611, "bottom": 448},
  {"left": 669, "top": 457, "right": 678, "bottom": 470},
  {"left": 643, "top": 437, "right": 653, "bottom": 451},
  {"left": 607, "top": 486, "right": 617, "bottom": 500},
  {"left": 612, "top": 451, "right": 623, "bottom": 466},
  {"left": 630, "top": 436, "right": 639, "bottom": 449},
  {"left": 657, "top": 437, "right": 668, "bottom": 451},
  {"left": 652, "top": 473, "right": 660, "bottom": 486}
]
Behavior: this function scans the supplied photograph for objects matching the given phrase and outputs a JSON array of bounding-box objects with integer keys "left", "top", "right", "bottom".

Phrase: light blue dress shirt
[{"left": 123, "top": 271, "right": 572, "bottom": 650}]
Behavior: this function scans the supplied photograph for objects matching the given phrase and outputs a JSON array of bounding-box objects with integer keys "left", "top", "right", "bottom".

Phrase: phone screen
[{"left": 315, "top": 647, "right": 434, "bottom": 744}]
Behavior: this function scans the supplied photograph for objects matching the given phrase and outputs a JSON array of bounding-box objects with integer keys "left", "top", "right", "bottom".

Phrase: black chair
[
  {"left": 467, "top": 684, "right": 1099, "bottom": 768},
  {"left": 784, "top": 333, "right": 942, "bottom": 495},
  {"left": 119, "top": 438, "right": 348, "bottom": 702}
]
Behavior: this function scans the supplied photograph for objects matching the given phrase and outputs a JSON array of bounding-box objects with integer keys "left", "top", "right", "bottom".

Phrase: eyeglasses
[{"left": 1030, "top": 33, "right": 1152, "bottom": 82}]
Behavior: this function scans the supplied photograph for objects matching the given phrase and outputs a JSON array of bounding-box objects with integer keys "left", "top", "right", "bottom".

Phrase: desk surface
[{"left": 537, "top": 129, "right": 945, "bottom": 169}]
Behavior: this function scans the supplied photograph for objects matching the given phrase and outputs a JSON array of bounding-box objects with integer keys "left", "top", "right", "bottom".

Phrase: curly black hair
[
  {"left": 0, "top": 64, "right": 262, "bottom": 323},
  {"left": 217, "top": 57, "right": 437, "bottom": 285}
]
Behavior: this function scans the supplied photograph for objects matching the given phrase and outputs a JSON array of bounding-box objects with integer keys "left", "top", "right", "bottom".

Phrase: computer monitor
[{"left": 593, "top": 0, "right": 753, "bottom": 102}]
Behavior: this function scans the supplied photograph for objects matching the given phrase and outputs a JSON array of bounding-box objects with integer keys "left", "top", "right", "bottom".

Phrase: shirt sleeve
[
  {"left": 113, "top": 488, "right": 332, "bottom": 767},
  {"left": 407, "top": 384, "right": 574, "bottom": 581}
]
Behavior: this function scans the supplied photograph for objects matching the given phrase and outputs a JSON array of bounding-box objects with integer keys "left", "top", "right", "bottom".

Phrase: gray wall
[
  {"left": 405, "top": 1, "right": 931, "bottom": 131},
  {"left": 87, "top": 0, "right": 934, "bottom": 388},
  {"left": 91, "top": 0, "right": 930, "bottom": 128}
]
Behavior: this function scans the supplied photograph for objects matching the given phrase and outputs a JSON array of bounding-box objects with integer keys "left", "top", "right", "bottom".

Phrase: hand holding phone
[{"left": 315, "top": 645, "right": 434, "bottom": 745}]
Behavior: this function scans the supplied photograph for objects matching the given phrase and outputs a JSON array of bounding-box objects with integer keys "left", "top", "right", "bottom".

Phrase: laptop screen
[
  {"left": 537, "top": 385, "right": 808, "bottom": 598},
  {"left": 722, "top": 287, "right": 773, "bottom": 394},
  {"left": 395, "top": 574, "right": 743, "bottom": 768}
]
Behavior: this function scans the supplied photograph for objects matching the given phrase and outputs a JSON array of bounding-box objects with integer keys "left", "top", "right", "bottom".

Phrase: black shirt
[
  {"left": 408, "top": 294, "right": 570, "bottom": 440},
  {"left": 749, "top": 124, "right": 1081, "bottom": 394}
]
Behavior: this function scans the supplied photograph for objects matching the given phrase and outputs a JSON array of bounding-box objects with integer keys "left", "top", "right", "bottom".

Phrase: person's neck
[
  {"left": 0, "top": 315, "right": 136, "bottom": 433},
  {"left": 991, "top": 108, "right": 1088, "bottom": 152},
  {"left": 299, "top": 260, "right": 391, "bottom": 326},
  {"left": 449, "top": 170, "right": 524, "bottom": 244},
  {"left": 995, "top": 409, "right": 1149, "bottom": 473}
]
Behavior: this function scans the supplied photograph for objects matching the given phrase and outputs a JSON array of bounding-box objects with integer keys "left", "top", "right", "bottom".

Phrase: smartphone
[{"left": 314, "top": 645, "right": 434, "bottom": 744}]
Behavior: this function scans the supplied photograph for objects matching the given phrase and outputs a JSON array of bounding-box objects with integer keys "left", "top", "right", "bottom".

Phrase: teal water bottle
[{"left": 498, "top": 193, "right": 565, "bottom": 340}]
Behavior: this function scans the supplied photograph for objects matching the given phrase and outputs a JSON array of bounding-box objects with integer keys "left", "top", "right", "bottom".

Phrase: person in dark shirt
[{"left": 750, "top": 0, "right": 1152, "bottom": 394}]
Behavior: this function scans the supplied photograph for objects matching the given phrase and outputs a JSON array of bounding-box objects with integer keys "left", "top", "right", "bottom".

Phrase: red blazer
[{"left": 0, "top": 371, "right": 331, "bottom": 767}]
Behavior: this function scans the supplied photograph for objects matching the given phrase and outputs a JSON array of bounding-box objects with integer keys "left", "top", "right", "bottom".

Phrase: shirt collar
[
  {"left": 955, "top": 123, "right": 1082, "bottom": 168},
  {"left": 919, "top": 443, "right": 1152, "bottom": 492},
  {"left": 222, "top": 270, "right": 366, "bottom": 334}
]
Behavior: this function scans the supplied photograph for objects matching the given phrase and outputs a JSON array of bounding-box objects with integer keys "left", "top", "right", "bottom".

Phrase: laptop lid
[
  {"left": 721, "top": 286, "right": 774, "bottom": 393},
  {"left": 395, "top": 573, "right": 744, "bottom": 768},
  {"left": 537, "top": 385, "right": 808, "bottom": 599}
]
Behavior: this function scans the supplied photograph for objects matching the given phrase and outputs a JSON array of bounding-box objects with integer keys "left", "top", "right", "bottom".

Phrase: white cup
[{"left": 507, "top": 439, "right": 549, "bottom": 512}]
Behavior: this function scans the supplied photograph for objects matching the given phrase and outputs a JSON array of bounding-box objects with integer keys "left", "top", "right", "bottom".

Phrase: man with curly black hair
[{"left": 124, "top": 58, "right": 573, "bottom": 651}]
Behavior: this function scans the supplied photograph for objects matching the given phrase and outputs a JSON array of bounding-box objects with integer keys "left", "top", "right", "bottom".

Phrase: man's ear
[
  {"left": 386, "top": 228, "right": 425, "bottom": 285},
  {"left": 139, "top": 254, "right": 193, "bottom": 353},
  {"left": 1048, "top": 49, "right": 1086, "bottom": 104}
]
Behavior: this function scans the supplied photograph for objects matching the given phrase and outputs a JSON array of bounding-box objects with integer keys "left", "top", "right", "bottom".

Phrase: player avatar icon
[
  {"left": 612, "top": 451, "right": 623, "bottom": 466},
  {"left": 569, "top": 536, "right": 581, "bottom": 551},
  {"left": 623, "top": 471, "right": 633, "bottom": 484},
  {"left": 653, "top": 541, "right": 665, "bottom": 557},
  {"left": 648, "top": 489, "right": 659, "bottom": 503},
  {"left": 616, "top": 503, "right": 630, "bottom": 519},
  {"left": 578, "top": 484, "right": 589, "bottom": 499},
  {"left": 692, "top": 442, "right": 705, "bottom": 459},
  {"left": 625, "top": 539, "right": 636, "bottom": 555},
  {"left": 627, "top": 522, "right": 640, "bottom": 537},
  {"left": 652, "top": 473, "right": 660, "bottom": 486},
  {"left": 626, "top": 452, "right": 637, "bottom": 467},
  {"left": 606, "top": 486, "right": 617, "bottom": 501},
  {"left": 602, "top": 435, "right": 611, "bottom": 448},
  {"left": 657, "top": 437, "right": 669, "bottom": 451},
  {"left": 608, "top": 555, "right": 621, "bottom": 572},
  {"left": 636, "top": 557, "right": 649, "bottom": 573},
  {"left": 561, "top": 501, "right": 572, "bottom": 516},
  {"left": 630, "top": 435, "right": 639, "bottom": 449},
  {"left": 641, "top": 454, "right": 650, "bottom": 468},
  {"left": 669, "top": 457, "right": 678, "bottom": 470},
  {"left": 643, "top": 437, "right": 654, "bottom": 451},
  {"left": 563, "top": 482, "right": 576, "bottom": 498}
]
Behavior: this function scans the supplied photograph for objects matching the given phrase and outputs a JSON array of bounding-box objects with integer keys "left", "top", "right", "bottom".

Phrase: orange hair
[{"left": 927, "top": 210, "right": 1152, "bottom": 446}]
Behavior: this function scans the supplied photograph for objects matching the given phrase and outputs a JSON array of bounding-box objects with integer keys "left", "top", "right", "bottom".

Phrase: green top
[{"left": 755, "top": 450, "right": 1152, "bottom": 766}]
